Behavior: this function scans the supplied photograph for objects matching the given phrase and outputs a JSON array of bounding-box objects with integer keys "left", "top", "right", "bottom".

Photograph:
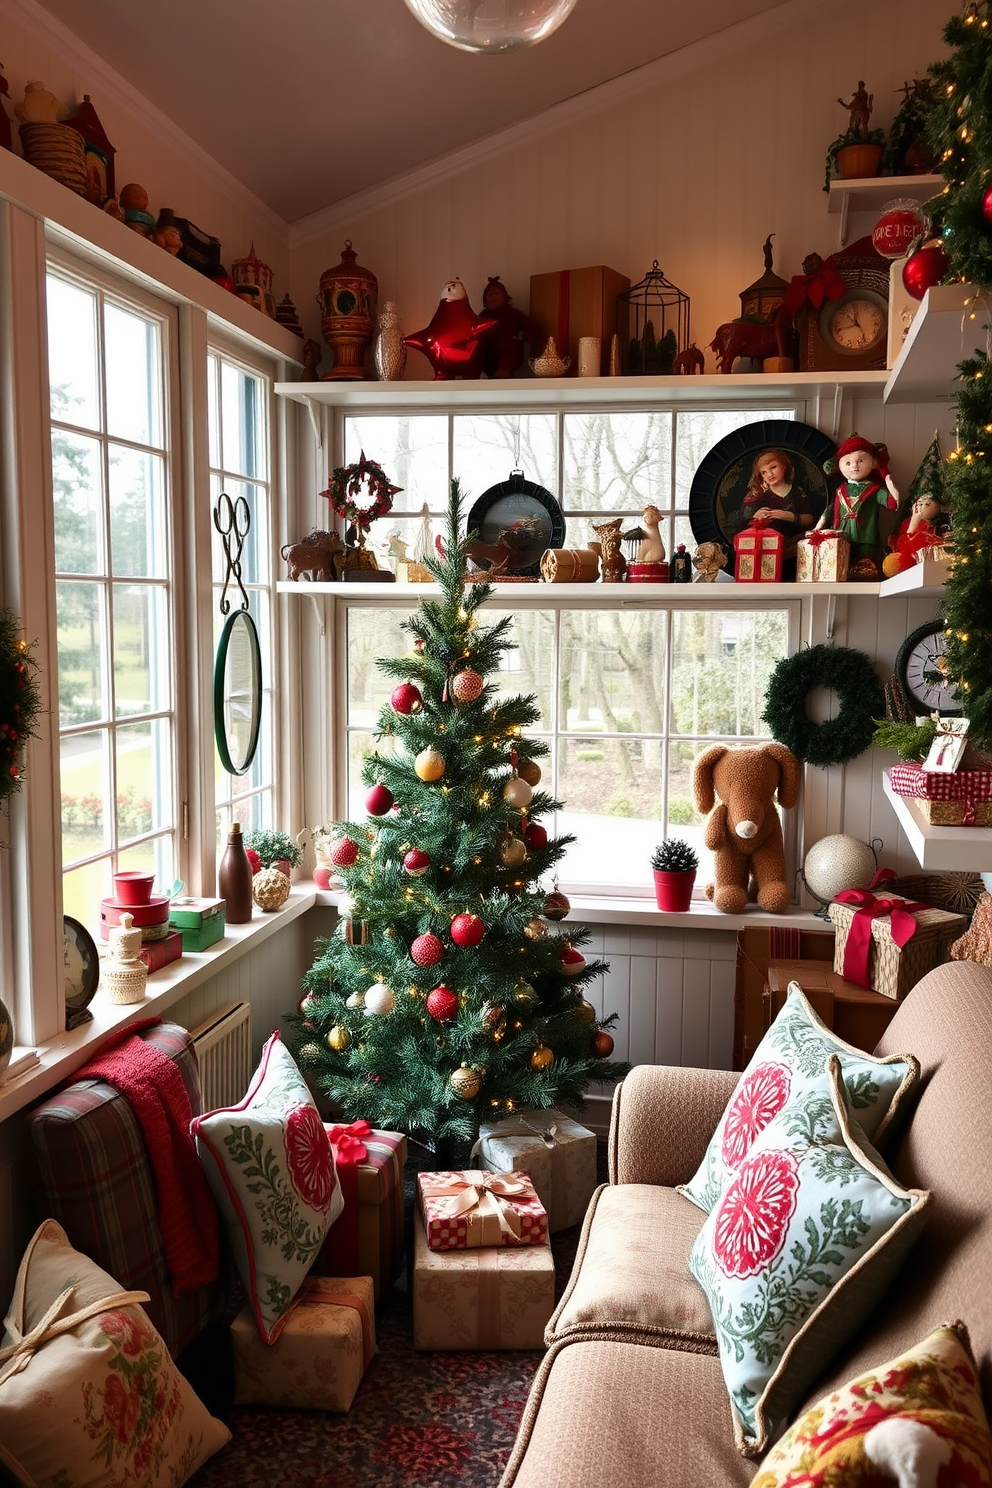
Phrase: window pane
[
  {"left": 110, "top": 446, "right": 168, "bottom": 577},
  {"left": 47, "top": 277, "right": 100, "bottom": 431},
  {"left": 674, "top": 408, "right": 794, "bottom": 503},
  {"left": 347, "top": 609, "right": 414, "bottom": 725},
  {"left": 563, "top": 412, "right": 672, "bottom": 513},
  {"left": 670, "top": 609, "right": 789, "bottom": 736},
  {"left": 490, "top": 610, "right": 554, "bottom": 729},
  {"left": 61, "top": 730, "right": 111, "bottom": 862},
  {"left": 113, "top": 583, "right": 171, "bottom": 716},
  {"left": 559, "top": 610, "right": 667, "bottom": 735},
  {"left": 556, "top": 738, "right": 665, "bottom": 891},
  {"left": 57, "top": 580, "right": 107, "bottom": 726},
  {"left": 115, "top": 718, "right": 173, "bottom": 838},
  {"left": 210, "top": 476, "right": 268, "bottom": 586},
  {"left": 452, "top": 414, "right": 557, "bottom": 510},
  {"left": 220, "top": 361, "right": 264, "bottom": 477},
  {"left": 62, "top": 862, "right": 106, "bottom": 926},
  {"left": 116, "top": 835, "right": 175, "bottom": 899},
  {"left": 344, "top": 416, "right": 448, "bottom": 514},
  {"left": 53, "top": 432, "right": 103, "bottom": 575},
  {"left": 105, "top": 303, "right": 162, "bottom": 447},
  {"left": 207, "top": 354, "right": 221, "bottom": 468}
]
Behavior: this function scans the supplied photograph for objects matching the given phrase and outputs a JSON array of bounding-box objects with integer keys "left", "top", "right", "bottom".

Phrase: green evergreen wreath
[
  {"left": 0, "top": 609, "right": 42, "bottom": 809},
  {"left": 762, "top": 644, "right": 884, "bottom": 768}
]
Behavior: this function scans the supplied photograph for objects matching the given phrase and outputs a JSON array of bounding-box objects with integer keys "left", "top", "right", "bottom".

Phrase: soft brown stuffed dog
[{"left": 693, "top": 743, "right": 802, "bottom": 912}]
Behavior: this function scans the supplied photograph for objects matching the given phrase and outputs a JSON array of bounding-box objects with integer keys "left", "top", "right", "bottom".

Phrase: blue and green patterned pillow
[
  {"left": 688, "top": 1052, "right": 931, "bottom": 1458},
  {"left": 678, "top": 984, "right": 919, "bottom": 1213}
]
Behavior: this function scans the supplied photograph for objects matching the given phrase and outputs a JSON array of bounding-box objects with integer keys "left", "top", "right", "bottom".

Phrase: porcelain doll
[{"left": 814, "top": 435, "right": 899, "bottom": 578}]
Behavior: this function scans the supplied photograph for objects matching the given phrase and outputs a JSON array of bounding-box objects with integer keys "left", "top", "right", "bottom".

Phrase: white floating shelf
[
  {"left": 277, "top": 579, "right": 887, "bottom": 602},
  {"left": 878, "top": 558, "right": 952, "bottom": 597},
  {"left": 882, "top": 771, "right": 992, "bottom": 871},
  {"left": 827, "top": 173, "right": 942, "bottom": 215},
  {"left": 884, "top": 282, "right": 981, "bottom": 404}
]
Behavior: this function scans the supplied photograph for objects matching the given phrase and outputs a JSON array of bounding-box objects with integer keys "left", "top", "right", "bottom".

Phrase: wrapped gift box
[
  {"left": 169, "top": 896, "right": 225, "bottom": 950},
  {"left": 417, "top": 1169, "right": 548, "bottom": 1251},
  {"left": 312, "top": 1128, "right": 407, "bottom": 1301},
  {"left": 529, "top": 265, "right": 629, "bottom": 374},
  {"left": 796, "top": 532, "right": 851, "bottom": 583},
  {"left": 734, "top": 523, "right": 783, "bottom": 582},
  {"left": 412, "top": 1213, "right": 554, "bottom": 1350},
  {"left": 889, "top": 763, "right": 992, "bottom": 826},
  {"left": 231, "top": 1274, "right": 375, "bottom": 1410},
  {"left": 472, "top": 1109, "right": 597, "bottom": 1233},
  {"left": 828, "top": 893, "right": 967, "bottom": 1001}
]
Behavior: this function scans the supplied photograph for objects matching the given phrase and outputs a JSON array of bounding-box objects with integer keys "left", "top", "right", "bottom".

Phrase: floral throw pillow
[
  {"left": 689, "top": 1054, "right": 931, "bottom": 1458},
  {"left": 679, "top": 983, "right": 919, "bottom": 1213},
  {"left": 751, "top": 1321, "right": 992, "bottom": 1486},
  {"left": 192, "top": 1031, "right": 343, "bottom": 1344},
  {"left": 0, "top": 1219, "right": 230, "bottom": 1488}
]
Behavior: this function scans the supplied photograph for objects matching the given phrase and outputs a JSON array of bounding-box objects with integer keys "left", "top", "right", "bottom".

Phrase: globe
[{"left": 803, "top": 835, "right": 877, "bottom": 906}]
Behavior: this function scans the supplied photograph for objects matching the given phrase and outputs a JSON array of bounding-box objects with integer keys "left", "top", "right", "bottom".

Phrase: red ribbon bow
[
  {"left": 322, "top": 1120, "right": 373, "bottom": 1274},
  {"left": 834, "top": 889, "right": 928, "bottom": 989},
  {"left": 783, "top": 259, "right": 847, "bottom": 316},
  {"left": 327, "top": 1119, "right": 371, "bottom": 1167}
]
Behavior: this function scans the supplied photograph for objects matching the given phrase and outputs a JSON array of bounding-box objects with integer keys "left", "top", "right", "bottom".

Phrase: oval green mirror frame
[{"left": 214, "top": 609, "right": 262, "bottom": 775}]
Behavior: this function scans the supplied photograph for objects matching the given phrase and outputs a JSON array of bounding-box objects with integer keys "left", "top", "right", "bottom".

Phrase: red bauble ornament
[
  {"left": 426, "top": 984, "right": 459, "bottom": 1021},
  {"left": 245, "top": 847, "right": 262, "bottom": 875},
  {"left": 524, "top": 821, "right": 548, "bottom": 851},
  {"left": 329, "top": 836, "right": 359, "bottom": 867},
  {"left": 451, "top": 668, "right": 484, "bottom": 703},
  {"left": 871, "top": 200, "right": 927, "bottom": 260},
  {"left": 402, "top": 278, "right": 499, "bottom": 380},
  {"left": 902, "top": 241, "right": 949, "bottom": 301},
  {"left": 544, "top": 889, "right": 571, "bottom": 921},
  {"left": 391, "top": 682, "right": 423, "bottom": 715},
  {"left": 411, "top": 932, "right": 444, "bottom": 967},
  {"left": 983, "top": 182, "right": 992, "bottom": 227},
  {"left": 561, "top": 946, "right": 586, "bottom": 976},
  {"left": 450, "top": 911, "right": 486, "bottom": 947},
  {"left": 403, "top": 848, "right": 431, "bottom": 877},
  {"left": 365, "top": 783, "right": 394, "bottom": 816},
  {"left": 590, "top": 1029, "right": 615, "bottom": 1059}
]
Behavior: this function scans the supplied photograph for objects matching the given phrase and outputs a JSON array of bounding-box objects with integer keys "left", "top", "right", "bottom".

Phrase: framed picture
[
  {"left": 466, "top": 472, "right": 565, "bottom": 577},
  {"left": 688, "top": 419, "right": 837, "bottom": 553}
]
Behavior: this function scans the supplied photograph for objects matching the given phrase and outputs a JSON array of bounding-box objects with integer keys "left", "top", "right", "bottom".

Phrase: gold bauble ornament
[
  {"left": 449, "top": 1063, "right": 481, "bottom": 1099},
  {"left": 517, "top": 758, "right": 542, "bottom": 787},
  {"left": 530, "top": 1043, "right": 554, "bottom": 1070},
  {"left": 523, "top": 916, "right": 549, "bottom": 940},
  {"left": 253, "top": 866, "right": 291, "bottom": 912},
  {"left": 345, "top": 990, "right": 365, "bottom": 1009},
  {"left": 499, "top": 835, "right": 528, "bottom": 867},
  {"left": 327, "top": 1025, "right": 351, "bottom": 1052},
  {"left": 503, "top": 775, "right": 533, "bottom": 809},
  {"left": 513, "top": 980, "right": 538, "bottom": 1007},
  {"left": 415, "top": 747, "right": 446, "bottom": 782},
  {"left": 298, "top": 1042, "right": 322, "bottom": 1062},
  {"left": 576, "top": 998, "right": 597, "bottom": 1023}
]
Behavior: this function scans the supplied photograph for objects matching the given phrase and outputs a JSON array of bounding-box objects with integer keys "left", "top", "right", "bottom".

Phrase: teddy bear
[{"left": 692, "top": 742, "right": 802, "bottom": 913}]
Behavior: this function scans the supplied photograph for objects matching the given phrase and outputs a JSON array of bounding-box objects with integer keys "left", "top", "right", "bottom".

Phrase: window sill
[{"left": 0, "top": 886, "right": 318, "bottom": 1122}]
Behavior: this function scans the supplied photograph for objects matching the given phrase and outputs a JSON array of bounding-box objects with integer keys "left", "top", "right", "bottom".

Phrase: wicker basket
[
  {"left": 888, "top": 764, "right": 992, "bottom": 826},
  {"left": 828, "top": 896, "right": 967, "bottom": 1000}
]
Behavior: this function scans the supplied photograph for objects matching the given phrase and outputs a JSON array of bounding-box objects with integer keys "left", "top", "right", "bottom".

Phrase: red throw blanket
[{"left": 79, "top": 1018, "right": 219, "bottom": 1296}]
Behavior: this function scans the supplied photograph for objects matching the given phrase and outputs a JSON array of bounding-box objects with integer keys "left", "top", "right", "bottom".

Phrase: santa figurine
[
  {"left": 403, "top": 279, "right": 498, "bottom": 380},
  {"left": 813, "top": 434, "right": 900, "bottom": 580}
]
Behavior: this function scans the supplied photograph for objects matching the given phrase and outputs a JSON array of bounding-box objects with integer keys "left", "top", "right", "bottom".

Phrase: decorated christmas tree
[{"left": 287, "top": 482, "right": 628, "bottom": 1156}]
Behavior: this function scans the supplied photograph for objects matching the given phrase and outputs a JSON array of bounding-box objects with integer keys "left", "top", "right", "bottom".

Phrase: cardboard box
[
  {"left": 417, "top": 1170, "right": 548, "bottom": 1251},
  {"left": 412, "top": 1213, "right": 554, "bottom": 1350},
  {"left": 828, "top": 895, "right": 966, "bottom": 1000},
  {"left": 169, "top": 896, "right": 225, "bottom": 951},
  {"left": 529, "top": 265, "right": 629, "bottom": 375},
  {"left": 765, "top": 960, "right": 898, "bottom": 1052},
  {"left": 473, "top": 1109, "right": 597, "bottom": 1233},
  {"left": 231, "top": 1274, "right": 375, "bottom": 1411},
  {"left": 796, "top": 533, "right": 851, "bottom": 583},
  {"left": 137, "top": 929, "right": 183, "bottom": 974},
  {"left": 313, "top": 1129, "right": 406, "bottom": 1301},
  {"left": 734, "top": 926, "right": 835, "bottom": 1069}
]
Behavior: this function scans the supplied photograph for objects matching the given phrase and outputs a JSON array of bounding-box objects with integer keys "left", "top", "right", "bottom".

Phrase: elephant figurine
[{"left": 281, "top": 529, "right": 345, "bottom": 581}]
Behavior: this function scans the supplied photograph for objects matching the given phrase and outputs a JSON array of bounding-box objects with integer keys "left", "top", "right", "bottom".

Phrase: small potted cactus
[
  {"left": 651, "top": 838, "right": 699, "bottom": 912},
  {"left": 242, "top": 828, "right": 303, "bottom": 878}
]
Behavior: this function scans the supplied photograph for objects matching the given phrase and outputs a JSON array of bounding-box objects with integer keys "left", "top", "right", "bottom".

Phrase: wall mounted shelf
[
  {"left": 884, "top": 282, "right": 985, "bottom": 404},
  {"left": 827, "top": 173, "right": 941, "bottom": 247},
  {"left": 882, "top": 772, "right": 992, "bottom": 872}
]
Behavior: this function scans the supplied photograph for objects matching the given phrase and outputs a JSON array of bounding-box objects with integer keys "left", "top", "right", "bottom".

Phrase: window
[{"left": 47, "top": 268, "right": 180, "bottom": 921}]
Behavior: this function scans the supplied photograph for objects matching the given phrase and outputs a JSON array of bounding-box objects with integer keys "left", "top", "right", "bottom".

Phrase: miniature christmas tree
[{"left": 287, "top": 481, "right": 628, "bottom": 1157}]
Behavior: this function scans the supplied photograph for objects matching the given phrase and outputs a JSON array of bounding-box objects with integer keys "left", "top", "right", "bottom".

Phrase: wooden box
[
  {"left": 733, "top": 926, "right": 834, "bottom": 1069},
  {"left": 529, "top": 266, "right": 630, "bottom": 375},
  {"left": 765, "top": 960, "right": 899, "bottom": 1052}
]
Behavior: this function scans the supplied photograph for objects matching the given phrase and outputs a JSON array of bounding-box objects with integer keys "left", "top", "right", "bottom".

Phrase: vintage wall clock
[
  {"left": 894, "top": 619, "right": 961, "bottom": 717},
  {"left": 797, "top": 236, "right": 890, "bottom": 373}
]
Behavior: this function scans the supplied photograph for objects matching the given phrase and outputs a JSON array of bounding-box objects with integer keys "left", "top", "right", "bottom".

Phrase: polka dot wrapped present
[{"left": 417, "top": 1169, "right": 549, "bottom": 1250}]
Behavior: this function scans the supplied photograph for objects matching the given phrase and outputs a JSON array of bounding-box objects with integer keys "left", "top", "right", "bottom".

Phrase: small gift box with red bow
[
  {"left": 734, "top": 522, "right": 783, "bottom": 583},
  {"left": 231, "top": 1274, "right": 376, "bottom": 1411},
  {"left": 312, "top": 1122, "right": 406, "bottom": 1301},
  {"left": 417, "top": 1169, "right": 548, "bottom": 1251},
  {"left": 828, "top": 890, "right": 966, "bottom": 1001},
  {"left": 412, "top": 1212, "right": 555, "bottom": 1350},
  {"left": 796, "top": 531, "right": 851, "bottom": 582},
  {"left": 470, "top": 1109, "right": 598, "bottom": 1233}
]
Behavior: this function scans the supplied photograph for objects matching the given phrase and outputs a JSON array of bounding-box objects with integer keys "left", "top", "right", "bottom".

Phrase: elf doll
[{"left": 813, "top": 434, "right": 900, "bottom": 579}]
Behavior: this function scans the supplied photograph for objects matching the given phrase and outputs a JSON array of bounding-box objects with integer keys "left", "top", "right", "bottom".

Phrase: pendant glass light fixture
[{"left": 402, "top": 0, "right": 577, "bottom": 53}]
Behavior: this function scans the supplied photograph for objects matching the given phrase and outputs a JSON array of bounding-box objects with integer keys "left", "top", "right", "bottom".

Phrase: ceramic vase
[
  {"left": 317, "top": 240, "right": 377, "bottom": 381},
  {"left": 374, "top": 302, "right": 407, "bottom": 381}
]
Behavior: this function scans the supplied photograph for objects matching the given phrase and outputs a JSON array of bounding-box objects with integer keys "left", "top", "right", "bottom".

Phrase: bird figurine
[{"left": 403, "top": 279, "right": 498, "bottom": 380}]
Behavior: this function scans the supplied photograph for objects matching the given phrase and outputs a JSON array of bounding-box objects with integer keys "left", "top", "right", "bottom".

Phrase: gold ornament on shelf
[
  {"left": 327, "top": 1025, "right": 351, "bottom": 1052},
  {"left": 252, "top": 866, "right": 291, "bottom": 912},
  {"left": 450, "top": 1063, "right": 481, "bottom": 1099},
  {"left": 523, "top": 916, "right": 549, "bottom": 940},
  {"left": 415, "top": 747, "right": 446, "bottom": 782},
  {"left": 530, "top": 1043, "right": 554, "bottom": 1070}
]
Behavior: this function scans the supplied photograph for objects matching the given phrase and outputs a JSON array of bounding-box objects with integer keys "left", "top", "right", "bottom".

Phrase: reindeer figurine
[{"left": 590, "top": 517, "right": 627, "bottom": 583}]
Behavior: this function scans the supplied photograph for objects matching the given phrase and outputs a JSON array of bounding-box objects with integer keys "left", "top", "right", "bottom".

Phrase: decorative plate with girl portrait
[{"left": 688, "top": 420, "right": 837, "bottom": 572}]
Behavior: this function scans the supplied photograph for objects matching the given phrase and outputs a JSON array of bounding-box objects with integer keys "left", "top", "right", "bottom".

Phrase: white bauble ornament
[
  {"left": 803, "top": 835, "right": 877, "bottom": 906},
  {"left": 503, "top": 775, "right": 533, "bottom": 809},
  {"left": 364, "top": 982, "right": 396, "bottom": 1015}
]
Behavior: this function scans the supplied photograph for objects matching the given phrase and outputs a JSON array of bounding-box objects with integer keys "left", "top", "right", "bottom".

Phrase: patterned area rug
[{"left": 185, "top": 1148, "right": 598, "bottom": 1488}]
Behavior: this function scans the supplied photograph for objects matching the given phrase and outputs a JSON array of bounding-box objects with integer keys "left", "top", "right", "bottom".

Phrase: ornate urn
[{"left": 317, "top": 240, "right": 378, "bottom": 381}]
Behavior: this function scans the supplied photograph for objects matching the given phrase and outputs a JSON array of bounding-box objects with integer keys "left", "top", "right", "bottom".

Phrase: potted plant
[
  {"left": 824, "top": 83, "right": 886, "bottom": 190},
  {"left": 242, "top": 828, "right": 303, "bottom": 878},
  {"left": 651, "top": 838, "right": 699, "bottom": 912}
]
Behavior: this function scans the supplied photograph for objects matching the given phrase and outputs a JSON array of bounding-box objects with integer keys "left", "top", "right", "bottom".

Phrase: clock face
[
  {"left": 894, "top": 621, "right": 962, "bottom": 717},
  {"left": 821, "top": 293, "right": 887, "bottom": 355}
]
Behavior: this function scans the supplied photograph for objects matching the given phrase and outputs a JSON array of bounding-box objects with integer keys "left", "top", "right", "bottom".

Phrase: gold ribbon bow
[
  {"left": 0, "top": 1283, "right": 151, "bottom": 1388},
  {"left": 421, "top": 1170, "right": 533, "bottom": 1245}
]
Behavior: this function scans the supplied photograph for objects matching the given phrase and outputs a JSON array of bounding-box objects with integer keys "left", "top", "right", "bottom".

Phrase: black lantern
[
  {"left": 618, "top": 261, "right": 690, "bottom": 375},
  {"left": 739, "top": 234, "right": 789, "bottom": 322}
]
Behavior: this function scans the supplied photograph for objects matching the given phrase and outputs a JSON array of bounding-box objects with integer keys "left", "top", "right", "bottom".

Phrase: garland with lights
[
  {"left": 762, "top": 644, "right": 885, "bottom": 768},
  {"left": 0, "top": 609, "right": 42, "bottom": 810},
  {"left": 321, "top": 450, "right": 401, "bottom": 532},
  {"left": 925, "top": 0, "right": 992, "bottom": 289}
]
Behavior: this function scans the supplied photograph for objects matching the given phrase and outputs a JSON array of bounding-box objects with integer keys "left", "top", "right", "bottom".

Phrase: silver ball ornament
[{"left": 803, "top": 835, "right": 877, "bottom": 906}]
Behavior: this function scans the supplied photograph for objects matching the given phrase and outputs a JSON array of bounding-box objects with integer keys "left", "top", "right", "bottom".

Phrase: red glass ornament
[
  {"left": 983, "top": 182, "right": 992, "bottom": 226},
  {"left": 365, "top": 783, "right": 394, "bottom": 816},
  {"left": 450, "top": 911, "right": 486, "bottom": 947},
  {"left": 426, "top": 984, "right": 459, "bottom": 1021},
  {"left": 590, "top": 1029, "right": 615, "bottom": 1058},
  {"left": 245, "top": 846, "right": 262, "bottom": 875},
  {"left": 544, "top": 889, "right": 571, "bottom": 921},
  {"left": 902, "top": 241, "right": 949, "bottom": 301},
  {"left": 871, "top": 200, "right": 927, "bottom": 260},
  {"left": 391, "top": 682, "right": 423, "bottom": 715},
  {"left": 411, "top": 932, "right": 444, "bottom": 967},
  {"left": 561, "top": 946, "right": 586, "bottom": 976},
  {"left": 403, "top": 848, "right": 431, "bottom": 876},
  {"left": 524, "top": 821, "right": 548, "bottom": 850},
  {"left": 328, "top": 836, "right": 360, "bottom": 867},
  {"left": 402, "top": 278, "right": 499, "bottom": 380}
]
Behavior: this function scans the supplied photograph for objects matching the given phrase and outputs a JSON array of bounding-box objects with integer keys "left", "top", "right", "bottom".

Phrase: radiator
[{"left": 190, "top": 1001, "right": 253, "bottom": 1112}]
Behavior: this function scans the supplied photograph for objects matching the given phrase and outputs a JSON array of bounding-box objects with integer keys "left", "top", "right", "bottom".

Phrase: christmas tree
[{"left": 287, "top": 482, "right": 628, "bottom": 1156}]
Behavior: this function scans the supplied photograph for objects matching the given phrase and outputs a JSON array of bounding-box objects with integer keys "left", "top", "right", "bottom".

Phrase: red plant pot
[{"left": 653, "top": 869, "right": 696, "bottom": 912}]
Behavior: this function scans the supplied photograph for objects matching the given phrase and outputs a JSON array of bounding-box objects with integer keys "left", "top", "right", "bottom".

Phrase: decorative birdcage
[{"left": 618, "top": 261, "right": 690, "bottom": 375}]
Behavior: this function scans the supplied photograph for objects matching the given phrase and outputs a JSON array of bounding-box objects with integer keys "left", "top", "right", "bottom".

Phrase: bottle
[
  {"left": 219, "top": 822, "right": 253, "bottom": 924},
  {"left": 670, "top": 544, "right": 693, "bottom": 583}
]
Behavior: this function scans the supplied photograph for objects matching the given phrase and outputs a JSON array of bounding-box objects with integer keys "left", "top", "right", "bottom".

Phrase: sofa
[{"left": 499, "top": 958, "right": 992, "bottom": 1486}]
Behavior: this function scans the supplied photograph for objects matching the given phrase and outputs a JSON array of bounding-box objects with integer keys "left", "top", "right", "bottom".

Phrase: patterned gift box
[
  {"left": 313, "top": 1127, "right": 407, "bottom": 1301},
  {"left": 889, "top": 763, "right": 992, "bottom": 826},
  {"left": 412, "top": 1212, "right": 554, "bottom": 1350},
  {"left": 734, "top": 523, "right": 783, "bottom": 582},
  {"left": 471, "top": 1108, "right": 597, "bottom": 1233},
  {"left": 828, "top": 892, "right": 966, "bottom": 1001},
  {"left": 796, "top": 532, "right": 851, "bottom": 582},
  {"left": 417, "top": 1169, "right": 548, "bottom": 1251},
  {"left": 231, "top": 1274, "right": 376, "bottom": 1410}
]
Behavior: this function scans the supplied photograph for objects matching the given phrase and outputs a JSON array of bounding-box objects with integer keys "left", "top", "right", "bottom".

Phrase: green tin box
[{"left": 169, "top": 896, "right": 226, "bottom": 951}]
